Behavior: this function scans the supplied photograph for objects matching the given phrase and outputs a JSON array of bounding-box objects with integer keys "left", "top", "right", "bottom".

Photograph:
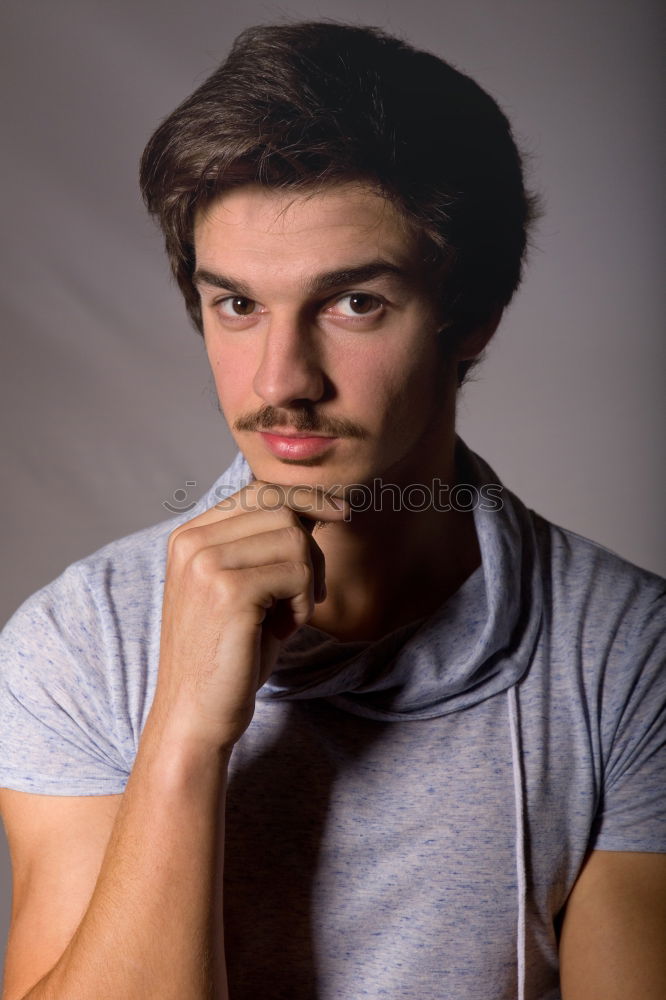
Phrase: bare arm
[
  {"left": 0, "top": 791, "right": 121, "bottom": 999},
  {"left": 1, "top": 483, "right": 344, "bottom": 1000},
  {"left": 559, "top": 850, "right": 666, "bottom": 1000},
  {"left": 2, "top": 736, "right": 226, "bottom": 1000}
]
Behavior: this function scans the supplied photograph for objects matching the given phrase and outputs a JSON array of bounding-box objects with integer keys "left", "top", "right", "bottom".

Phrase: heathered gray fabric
[{"left": 1, "top": 442, "right": 664, "bottom": 999}]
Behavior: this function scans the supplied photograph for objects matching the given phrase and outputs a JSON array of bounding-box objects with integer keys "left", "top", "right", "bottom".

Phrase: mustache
[{"left": 233, "top": 405, "right": 368, "bottom": 439}]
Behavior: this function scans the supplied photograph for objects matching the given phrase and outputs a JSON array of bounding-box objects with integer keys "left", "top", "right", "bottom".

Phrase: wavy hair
[{"left": 140, "top": 21, "right": 541, "bottom": 382}]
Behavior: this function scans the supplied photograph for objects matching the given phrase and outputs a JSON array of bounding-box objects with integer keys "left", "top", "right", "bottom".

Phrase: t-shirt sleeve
[
  {"left": 0, "top": 563, "right": 133, "bottom": 795},
  {"left": 591, "top": 589, "right": 666, "bottom": 852}
]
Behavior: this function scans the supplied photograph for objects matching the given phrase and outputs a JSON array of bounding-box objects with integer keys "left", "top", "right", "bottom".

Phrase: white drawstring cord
[{"left": 508, "top": 685, "right": 526, "bottom": 1000}]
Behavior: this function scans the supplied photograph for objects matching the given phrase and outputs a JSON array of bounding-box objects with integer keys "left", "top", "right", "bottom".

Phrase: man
[{"left": 0, "top": 21, "right": 664, "bottom": 1000}]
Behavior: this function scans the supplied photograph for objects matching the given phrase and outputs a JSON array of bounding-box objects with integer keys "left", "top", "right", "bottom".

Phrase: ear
[{"left": 455, "top": 305, "right": 504, "bottom": 361}]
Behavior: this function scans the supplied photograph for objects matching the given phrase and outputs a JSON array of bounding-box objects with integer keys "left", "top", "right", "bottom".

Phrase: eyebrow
[{"left": 192, "top": 259, "right": 411, "bottom": 299}]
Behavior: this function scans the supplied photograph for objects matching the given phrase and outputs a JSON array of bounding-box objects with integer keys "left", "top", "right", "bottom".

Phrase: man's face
[{"left": 194, "top": 182, "right": 461, "bottom": 491}]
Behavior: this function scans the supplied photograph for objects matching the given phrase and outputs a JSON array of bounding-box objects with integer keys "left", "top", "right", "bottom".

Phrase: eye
[
  {"left": 328, "top": 293, "right": 384, "bottom": 318},
  {"left": 216, "top": 296, "right": 260, "bottom": 317}
]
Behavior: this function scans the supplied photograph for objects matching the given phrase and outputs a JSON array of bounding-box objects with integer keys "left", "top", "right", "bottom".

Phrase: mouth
[{"left": 258, "top": 430, "right": 338, "bottom": 460}]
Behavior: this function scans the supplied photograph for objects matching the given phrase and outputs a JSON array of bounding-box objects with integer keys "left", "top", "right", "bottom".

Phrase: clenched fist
[{"left": 148, "top": 481, "right": 347, "bottom": 752}]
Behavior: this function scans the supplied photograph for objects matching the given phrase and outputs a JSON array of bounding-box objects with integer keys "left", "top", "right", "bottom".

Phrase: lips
[
  {"left": 258, "top": 431, "right": 338, "bottom": 460},
  {"left": 263, "top": 430, "right": 327, "bottom": 438}
]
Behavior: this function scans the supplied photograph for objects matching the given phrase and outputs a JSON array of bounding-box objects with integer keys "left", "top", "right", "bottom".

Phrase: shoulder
[
  {"left": 462, "top": 439, "right": 665, "bottom": 635},
  {"left": 0, "top": 455, "right": 253, "bottom": 794},
  {"left": 508, "top": 506, "right": 665, "bottom": 854},
  {"left": 531, "top": 511, "right": 665, "bottom": 646},
  {"left": 528, "top": 512, "right": 665, "bottom": 785},
  {"left": 0, "top": 514, "right": 183, "bottom": 792},
  {"left": 2, "top": 513, "right": 179, "bottom": 656}
]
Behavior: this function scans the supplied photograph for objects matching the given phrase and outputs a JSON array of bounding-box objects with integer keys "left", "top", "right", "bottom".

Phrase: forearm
[{"left": 22, "top": 717, "right": 229, "bottom": 1000}]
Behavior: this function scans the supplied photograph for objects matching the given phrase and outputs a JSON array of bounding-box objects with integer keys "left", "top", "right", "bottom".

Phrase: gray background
[{"left": 1, "top": 0, "right": 663, "bottom": 978}]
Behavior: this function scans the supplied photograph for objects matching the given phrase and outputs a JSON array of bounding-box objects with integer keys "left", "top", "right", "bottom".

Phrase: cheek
[
  {"left": 205, "top": 335, "right": 257, "bottom": 408},
  {"left": 357, "top": 338, "right": 444, "bottom": 430}
]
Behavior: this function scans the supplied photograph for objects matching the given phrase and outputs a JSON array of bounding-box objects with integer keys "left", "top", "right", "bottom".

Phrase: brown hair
[{"left": 140, "top": 21, "right": 540, "bottom": 382}]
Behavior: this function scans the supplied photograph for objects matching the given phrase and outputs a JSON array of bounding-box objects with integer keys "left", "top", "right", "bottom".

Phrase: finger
[
  {"left": 201, "top": 481, "right": 348, "bottom": 527},
  {"left": 177, "top": 505, "right": 298, "bottom": 547},
  {"left": 230, "top": 561, "right": 316, "bottom": 631},
  {"left": 198, "top": 524, "right": 327, "bottom": 603},
  {"left": 193, "top": 525, "right": 315, "bottom": 573}
]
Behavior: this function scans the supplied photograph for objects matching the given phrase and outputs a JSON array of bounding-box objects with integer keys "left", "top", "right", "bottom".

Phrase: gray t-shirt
[{"left": 1, "top": 443, "right": 664, "bottom": 999}]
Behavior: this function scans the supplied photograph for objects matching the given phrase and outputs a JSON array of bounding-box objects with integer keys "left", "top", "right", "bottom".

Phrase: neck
[{"left": 308, "top": 435, "right": 481, "bottom": 642}]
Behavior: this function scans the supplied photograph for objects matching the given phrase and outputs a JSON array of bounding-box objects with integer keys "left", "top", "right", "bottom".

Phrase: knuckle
[
  {"left": 292, "top": 560, "right": 313, "bottom": 587},
  {"left": 212, "top": 570, "right": 242, "bottom": 605},
  {"left": 264, "top": 506, "right": 290, "bottom": 526},
  {"left": 167, "top": 524, "right": 185, "bottom": 548},
  {"left": 249, "top": 504, "right": 280, "bottom": 525},
  {"left": 188, "top": 545, "right": 220, "bottom": 580},
  {"left": 283, "top": 523, "right": 307, "bottom": 550},
  {"left": 280, "top": 506, "right": 301, "bottom": 528},
  {"left": 168, "top": 525, "right": 200, "bottom": 562}
]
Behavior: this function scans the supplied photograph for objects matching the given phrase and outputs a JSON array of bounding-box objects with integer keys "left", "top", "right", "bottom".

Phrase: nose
[{"left": 252, "top": 314, "right": 325, "bottom": 407}]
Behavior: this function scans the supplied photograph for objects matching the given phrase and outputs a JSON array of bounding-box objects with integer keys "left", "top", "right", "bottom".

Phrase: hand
[{"left": 148, "top": 481, "right": 347, "bottom": 752}]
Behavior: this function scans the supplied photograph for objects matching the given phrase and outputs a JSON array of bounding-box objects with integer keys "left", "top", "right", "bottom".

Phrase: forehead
[{"left": 193, "top": 182, "right": 420, "bottom": 280}]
